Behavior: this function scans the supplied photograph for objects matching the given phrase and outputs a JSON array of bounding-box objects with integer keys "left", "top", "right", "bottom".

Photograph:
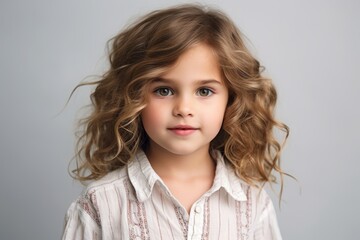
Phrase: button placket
[
  {"left": 194, "top": 205, "right": 202, "bottom": 214},
  {"left": 190, "top": 202, "right": 204, "bottom": 239}
]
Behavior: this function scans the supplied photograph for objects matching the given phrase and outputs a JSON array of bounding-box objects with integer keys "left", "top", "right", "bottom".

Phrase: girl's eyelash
[
  {"left": 153, "top": 86, "right": 215, "bottom": 96},
  {"left": 197, "top": 87, "right": 214, "bottom": 96},
  {"left": 153, "top": 87, "right": 174, "bottom": 96}
]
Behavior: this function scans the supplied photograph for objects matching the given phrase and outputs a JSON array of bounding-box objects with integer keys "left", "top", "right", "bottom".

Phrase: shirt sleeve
[
  {"left": 251, "top": 192, "right": 283, "bottom": 240},
  {"left": 62, "top": 198, "right": 102, "bottom": 240}
]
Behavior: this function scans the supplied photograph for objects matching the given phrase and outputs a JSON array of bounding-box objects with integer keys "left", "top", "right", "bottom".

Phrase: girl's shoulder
[
  {"left": 65, "top": 166, "right": 131, "bottom": 222},
  {"left": 81, "top": 165, "right": 129, "bottom": 198},
  {"left": 63, "top": 166, "right": 132, "bottom": 239}
]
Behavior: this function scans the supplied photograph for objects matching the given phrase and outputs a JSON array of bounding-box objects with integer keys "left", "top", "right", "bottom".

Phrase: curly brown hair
[{"left": 71, "top": 4, "right": 289, "bottom": 189}]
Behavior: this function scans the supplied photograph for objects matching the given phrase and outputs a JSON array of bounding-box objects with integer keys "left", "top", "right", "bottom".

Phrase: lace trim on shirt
[
  {"left": 78, "top": 190, "right": 101, "bottom": 227},
  {"left": 124, "top": 179, "right": 150, "bottom": 240},
  {"left": 174, "top": 205, "right": 188, "bottom": 239},
  {"left": 201, "top": 197, "right": 210, "bottom": 240},
  {"left": 236, "top": 185, "right": 252, "bottom": 240}
]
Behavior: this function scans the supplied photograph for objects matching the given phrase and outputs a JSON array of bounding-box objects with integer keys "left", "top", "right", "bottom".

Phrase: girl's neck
[{"left": 145, "top": 143, "right": 215, "bottom": 180}]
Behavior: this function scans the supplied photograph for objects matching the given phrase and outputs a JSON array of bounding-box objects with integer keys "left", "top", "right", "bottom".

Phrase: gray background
[{"left": 1, "top": 0, "right": 359, "bottom": 239}]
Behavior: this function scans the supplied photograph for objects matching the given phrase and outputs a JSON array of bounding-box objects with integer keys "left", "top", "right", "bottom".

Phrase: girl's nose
[{"left": 172, "top": 96, "right": 194, "bottom": 117}]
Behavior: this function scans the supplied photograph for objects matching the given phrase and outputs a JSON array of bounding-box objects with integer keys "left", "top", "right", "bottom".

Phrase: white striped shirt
[{"left": 62, "top": 151, "right": 282, "bottom": 240}]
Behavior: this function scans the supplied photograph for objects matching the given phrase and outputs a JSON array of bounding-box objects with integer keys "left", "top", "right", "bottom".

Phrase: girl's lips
[{"left": 168, "top": 126, "right": 199, "bottom": 136}]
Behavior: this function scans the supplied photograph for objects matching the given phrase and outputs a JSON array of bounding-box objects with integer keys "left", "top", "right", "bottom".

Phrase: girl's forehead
[{"left": 157, "top": 44, "right": 222, "bottom": 82}]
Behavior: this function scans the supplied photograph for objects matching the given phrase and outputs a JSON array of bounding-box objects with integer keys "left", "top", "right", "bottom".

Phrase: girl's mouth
[{"left": 168, "top": 125, "right": 199, "bottom": 136}]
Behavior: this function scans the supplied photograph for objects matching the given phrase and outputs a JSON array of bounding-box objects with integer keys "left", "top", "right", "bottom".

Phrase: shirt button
[{"left": 195, "top": 205, "right": 202, "bottom": 213}]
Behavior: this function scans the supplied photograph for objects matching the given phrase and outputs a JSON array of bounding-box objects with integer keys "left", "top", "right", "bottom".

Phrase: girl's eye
[
  {"left": 197, "top": 88, "right": 213, "bottom": 97},
  {"left": 154, "top": 87, "right": 173, "bottom": 96}
]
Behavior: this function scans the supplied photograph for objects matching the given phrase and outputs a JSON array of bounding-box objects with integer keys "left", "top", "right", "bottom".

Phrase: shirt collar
[
  {"left": 211, "top": 151, "right": 247, "bottom": 201},
  {"left": 127, "top": 150, "right": 247, "bottom": 202},
  {"left": 127, "top": 150, "right": 161, "bottom": 202}
]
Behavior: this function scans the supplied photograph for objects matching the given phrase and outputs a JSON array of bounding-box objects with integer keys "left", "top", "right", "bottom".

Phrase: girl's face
[{"left": 141, "top": 43, "right": 228, "bottom": 157}]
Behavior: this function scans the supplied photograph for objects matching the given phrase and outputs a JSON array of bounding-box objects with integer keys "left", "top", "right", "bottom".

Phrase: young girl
[{"left": 62, "top": 4, "right": 289, "bottom": 240}]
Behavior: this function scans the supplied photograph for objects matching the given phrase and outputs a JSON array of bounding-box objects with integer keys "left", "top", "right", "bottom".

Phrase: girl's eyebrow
[{"left": 152, "top": 78, "right": 223, "bottom": 85}]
